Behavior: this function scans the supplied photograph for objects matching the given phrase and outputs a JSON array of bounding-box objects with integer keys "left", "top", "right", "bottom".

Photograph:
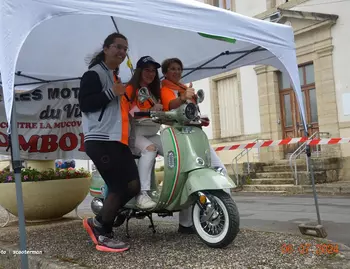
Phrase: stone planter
[
  {"left": 0, "top": 177, "right": 91, "bottom": 221},
  {"left": 25, "top": 160, "right": 55, "bottom": 171}
]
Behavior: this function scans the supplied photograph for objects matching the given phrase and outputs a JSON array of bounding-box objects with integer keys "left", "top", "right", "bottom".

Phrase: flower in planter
[
  {"left": 55, "top": 159, "right": 76, "bottom": 169},
  {"left": 0, "top": 165, "right": 90, "bottom": 183}
]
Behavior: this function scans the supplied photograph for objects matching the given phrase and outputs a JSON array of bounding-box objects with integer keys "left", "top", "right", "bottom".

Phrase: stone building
[{"left": 194, "top": 0, "right": 350, "bottom": 187}]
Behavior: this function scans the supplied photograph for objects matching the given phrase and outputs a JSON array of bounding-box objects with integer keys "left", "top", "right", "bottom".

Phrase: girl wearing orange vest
[
  {"left": 160, "top": 57, "right": 229, "bottom": 234},
  {"left": 125, "top": 56, "right": 163, "bottom": 209}
]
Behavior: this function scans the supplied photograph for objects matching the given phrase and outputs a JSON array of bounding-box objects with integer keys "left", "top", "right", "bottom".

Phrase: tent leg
[
  {"left": 298, "top": 138, "right": 327, "bottom": 238},
  {"left": 9, "top": 101, "right": 29, "bottom": 268},
  {"left": 306, "top": 147, "right": 321, "bottom": 225}
]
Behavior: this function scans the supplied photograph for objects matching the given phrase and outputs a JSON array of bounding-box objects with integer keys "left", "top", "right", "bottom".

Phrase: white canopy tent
[{"left": 0, "top": 0, "right": 313, "bottom": 267}]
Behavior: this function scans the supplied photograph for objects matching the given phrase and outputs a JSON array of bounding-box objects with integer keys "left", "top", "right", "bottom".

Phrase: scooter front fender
[{"left": 180, "top": 168, "right": 236, "bottom": 205}]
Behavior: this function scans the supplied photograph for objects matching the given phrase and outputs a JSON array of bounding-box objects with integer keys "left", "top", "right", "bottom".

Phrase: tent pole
[
  {"left": 180, "top": 47, "right": 264, "bottom": 80},
  {"left": 16, "top": 71, "right": 47, "bottom": 82},
  {"left": 222, "top": 46, "right": 261, "bottom": 69},
  {"left": 9, "top": 99, "right": 29, "bottom": 269},
  {"left": 15, "top": 77, "right": 81, "bottom": 87},
  {"left": 305, "top": 144, "right": 321, "bottom": 225},
  {"left": 110, "top": 16, "right": 134, "bottom": 76},
  {"left": 298, "top": 115, "right": 326, "bottom": 238},
  {"left": 181, "top": 51, "right": 227, "bottom": 79},
  {"left": 303, "top": 119, "right": 321, "bottom": 225}
]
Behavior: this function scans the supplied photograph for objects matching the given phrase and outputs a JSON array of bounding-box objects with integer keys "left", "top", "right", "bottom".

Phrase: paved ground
[
  {"left": 232, "top": 193, "right": 350, "bottom": 247},
  {"left": 79, "top": 193, "right": 350, "bottom": 246},
  {"left": 0, "top": 220, "right": 349, "bottom": 269},
  {"left": 0, "top": 193, "right": 349, "bottom": 268}
]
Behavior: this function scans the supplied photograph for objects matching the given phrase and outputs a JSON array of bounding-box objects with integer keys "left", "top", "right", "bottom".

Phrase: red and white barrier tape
[{"left": 213, "top": 137, "right": 350, "bottom": 151}]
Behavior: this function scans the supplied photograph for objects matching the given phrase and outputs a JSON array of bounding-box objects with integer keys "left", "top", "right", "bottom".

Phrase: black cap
[{"left": 136, "top": 56, "right": 161, "bottom": 69}]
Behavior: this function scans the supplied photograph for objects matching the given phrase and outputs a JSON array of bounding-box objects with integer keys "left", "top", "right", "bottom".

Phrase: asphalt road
[
  {"left": 232, "top": 193, "right": 350, "bottom": 247},
  {"left": 79, "top": 193, "right": 350, "bottom": 247}
]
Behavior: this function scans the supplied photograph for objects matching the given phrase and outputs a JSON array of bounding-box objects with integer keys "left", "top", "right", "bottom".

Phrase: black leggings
[{"left": 85, "top": 140, "right": 140, "bottom": 233}]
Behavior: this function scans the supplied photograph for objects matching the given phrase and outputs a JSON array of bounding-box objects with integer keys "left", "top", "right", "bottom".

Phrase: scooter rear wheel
[{"left": 192, "top": 190, "right": 240, "bottom": 248}]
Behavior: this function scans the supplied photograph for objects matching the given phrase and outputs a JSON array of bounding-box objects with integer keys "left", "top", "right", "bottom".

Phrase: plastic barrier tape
[{"left": 213, "top": 137, "right": 350, "bottom": 151}]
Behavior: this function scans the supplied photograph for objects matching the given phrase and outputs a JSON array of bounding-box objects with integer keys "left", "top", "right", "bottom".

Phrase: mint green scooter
[{"left": 89, "top": 88, "right": 240, "bottom": 248}]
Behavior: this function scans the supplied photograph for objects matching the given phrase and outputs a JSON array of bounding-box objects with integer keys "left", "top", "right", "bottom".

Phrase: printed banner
[{"left": 0, "top": 81, "right": 88, "bottom": 160}]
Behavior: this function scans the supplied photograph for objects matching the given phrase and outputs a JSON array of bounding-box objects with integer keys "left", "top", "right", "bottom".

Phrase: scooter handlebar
[
  {"left": 134, "top": 111, "right": 151, "bottom": 117},
  {"left": 133, "top": 103, "right": 198, "bottom": 123}
]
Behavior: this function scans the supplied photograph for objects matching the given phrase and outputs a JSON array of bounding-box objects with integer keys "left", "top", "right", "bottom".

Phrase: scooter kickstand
[
  {"left": 147, "top": 214, "right": 156, "bottom": 234},
  {"left": 125, "top": 210, "right": 133, "bottom": 238}
]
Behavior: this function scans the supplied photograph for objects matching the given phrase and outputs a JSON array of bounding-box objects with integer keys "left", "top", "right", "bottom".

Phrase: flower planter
[{"left": 0, "top": 177, "right": 91, "bottom": 221}]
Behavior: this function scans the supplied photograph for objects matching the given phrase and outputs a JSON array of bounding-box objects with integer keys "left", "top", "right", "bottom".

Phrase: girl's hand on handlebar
[
  {"left": 185, "top": 83, "right": 195, "bottom": 100},
  {"left": 151, "top": 103, "right": 163, "bottom": 111}
]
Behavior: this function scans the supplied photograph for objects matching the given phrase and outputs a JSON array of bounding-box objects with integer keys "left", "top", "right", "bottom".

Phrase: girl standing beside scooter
[
  {"left": 79, "top": 32, "right": 141, "bottom": 253},
  {"left": 160, "top": 57, "right": 229, "bottom": 233}
]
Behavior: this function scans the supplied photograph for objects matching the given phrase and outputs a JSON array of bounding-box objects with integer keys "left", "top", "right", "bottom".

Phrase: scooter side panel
[
  {"left": 154, "top": 127, "right": 186, "bottom": 210},
  {"left": 157, "top": 126, "right": 213, "bottom": 211},
  {"left": 180, "top": 168, "right": 236, "bottom": 205},
  {"left": 89, "top": 170, "right": 105, "bottom": 199}
]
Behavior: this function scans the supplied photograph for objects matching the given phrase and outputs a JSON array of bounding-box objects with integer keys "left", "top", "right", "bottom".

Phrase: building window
[
  {"left": 216, "top": 75, "right": 242, "bottom": 137},
  {"left": 278, "top": 62, "right": 318, "bottom": 155},
  {"left": 213, "top": 0, "right": 231, "bottom": 10}
]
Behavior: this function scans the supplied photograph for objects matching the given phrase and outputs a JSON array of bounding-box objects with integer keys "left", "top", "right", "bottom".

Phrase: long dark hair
[
  {"left": 127, "top": 66, "right": 161, "bottom": 103},
  {"left": 87, "top": 32, "right": 127, "bottom": 69}
]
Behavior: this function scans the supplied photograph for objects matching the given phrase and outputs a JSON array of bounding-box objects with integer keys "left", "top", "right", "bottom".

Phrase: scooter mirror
[
  {"left": 138, "top": 87, "right": 151, "bottom": 103},
  {"left": 197, "top": 89, "right": 205, "bottom": 103}
]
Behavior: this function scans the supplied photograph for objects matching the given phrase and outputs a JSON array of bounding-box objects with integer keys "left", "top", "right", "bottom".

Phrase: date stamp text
[{"left": 281, "top": 243, "right": 339, "bottom": 255}]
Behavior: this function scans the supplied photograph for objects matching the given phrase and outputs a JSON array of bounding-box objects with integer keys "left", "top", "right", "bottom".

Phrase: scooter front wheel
[{"left": 192, "top": 190, "right": 240, "bottom": 248}]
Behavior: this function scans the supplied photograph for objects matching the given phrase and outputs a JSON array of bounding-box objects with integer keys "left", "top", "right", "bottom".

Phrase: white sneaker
[{"left": 136, "top": 192, "right": 157, "bottom": 209}]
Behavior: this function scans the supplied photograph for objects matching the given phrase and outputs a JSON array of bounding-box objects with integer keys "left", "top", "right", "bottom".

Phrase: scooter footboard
[{"left": 180, "top": 168, "right": 236, "bottom": 205}]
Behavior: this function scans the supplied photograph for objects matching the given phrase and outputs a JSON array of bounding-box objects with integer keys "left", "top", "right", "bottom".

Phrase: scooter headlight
[{"left": 184, "top": 103, "right": 198, "bottom": 121}]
